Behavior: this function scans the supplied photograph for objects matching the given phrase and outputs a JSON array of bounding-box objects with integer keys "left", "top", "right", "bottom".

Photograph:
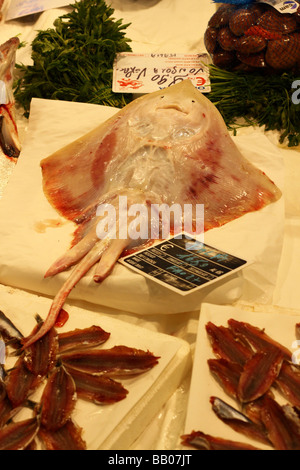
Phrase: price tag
[
  {"left": 119, "top": 234, "right": 249, "bottom": 296},
  {"left": 257, "top": 0, "right": 299, "bottom": 13},
  {"left": 112, "top": 53, "right": 211, "bottom": 94},
  {"left": 6, "top": 0, "right": 73, "bottom": 21}
]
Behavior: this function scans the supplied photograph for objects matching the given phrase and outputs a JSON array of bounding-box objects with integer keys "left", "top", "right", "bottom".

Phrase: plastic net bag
[{"left": 205, "top": 1, "right": 300, "bottom": 73}]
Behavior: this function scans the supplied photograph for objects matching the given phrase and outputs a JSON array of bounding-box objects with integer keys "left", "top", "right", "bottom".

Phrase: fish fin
[
  {"left": 44, "top": 226, "right": 99, "bottom": 278},
  {"left": 22, "top": 238, "right": 111, "bottom": 349},
  {"left": 40, "top": 117, "right": 120, "bottom": 223},
  {"left": 93, "top": 238, "right": 129, "bottom": 282}
]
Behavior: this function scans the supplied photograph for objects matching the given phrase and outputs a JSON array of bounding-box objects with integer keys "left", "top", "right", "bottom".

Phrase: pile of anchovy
[
  {"left": 0, "top": 311, "right": 159, "bottom": 450},
  {"left": 182, "top": 319, "right": 300, "bottom": 450}
]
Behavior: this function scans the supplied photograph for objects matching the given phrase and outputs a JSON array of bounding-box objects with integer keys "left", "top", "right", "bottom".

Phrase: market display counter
[{"left": 0, "top": 0, "right": 299, "bottom": 450}]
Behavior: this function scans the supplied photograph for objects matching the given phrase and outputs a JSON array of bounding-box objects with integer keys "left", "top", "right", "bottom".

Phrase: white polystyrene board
[
  {"left": 0, "top": 98, "right": 284, "bottom": 315},
  {"left": 0, "top": 283, "right": 191, "bottom": 450},
  {"left": 184, "top": 303, "right": 300, "bottom": 450}
]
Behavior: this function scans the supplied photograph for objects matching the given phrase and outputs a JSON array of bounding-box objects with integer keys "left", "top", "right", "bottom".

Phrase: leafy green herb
[
  {"left": 208, "top": 65, "right": 300, "bottom": 147},
  {"left": 14, "top": 0, "right": 133, "bottom": 116}
]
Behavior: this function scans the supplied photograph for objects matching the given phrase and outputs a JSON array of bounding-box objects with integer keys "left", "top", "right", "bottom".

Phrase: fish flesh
[
  {"left": 0, "top": 394, "right": 15, "bottom": 428},
  {"left": 38, "top": 419, "right": 86, "bottom": 450},
  {"left": 181, "top": 430, "right": 259, "bottom": 450},
  {"left": 210, "top": 396, "right": 271, "bottom": 446},
  {"left": 0, "top": 311, "right": 159, "bottom": 450},
  {"left": 0, "top": 417, "right": 40, "bottom": 450},
  {"left": 60, "top": 345, "right": 160, "bottom": 376},
  {"left": 275, "top": 361, "right": 300, "bottom": 407},
  {"left": 260, "top": 394, "right": 300, "bottom": 450},
  {"left": 39, "top": 364, "right": 77, "bottom": 431},
  {"left": 187, "top": 319, "right": 300, "bottom": 450},
  {"left": 228, "top": 319, "right": 292, "bottom": 360},
  {"left": 24, "top": 320, "right": 58, "bottom": 376},
  {"left": 22, "top": 80, "right": 281, "bottom": 347},
  {"left": 0, "top": 37, "right": 21, "bottom": 159},
  {"left": 242, "top": 393, "right": 275, "bottom": 427},
  {"left": 0, "top": 365, "right": 5, "bottom": 401},
  {"left": 207, "top": 358, "right": 243, "bottom": 400},
  {"left": 58, "top": 325, "right": 110, "bottom": 354},
  {"left": 206, "top": 322, "right": 252, "bottom": 366},
  {"left": 0, "top": 36, "right": 21, "bottom": 200},
  {"left": 65, "top": 366, "right": 128, "bottom": 404},
  {"left": 5, "top": 355, "right": 42, "bottom": 407},
  {"left": 237, "top": 349, "right": 284, "bottom": 403}
]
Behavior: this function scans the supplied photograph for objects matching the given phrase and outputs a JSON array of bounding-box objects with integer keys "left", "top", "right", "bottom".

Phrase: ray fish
[{"left": 22, "top": 80, "right": 281, "bottom": 348}]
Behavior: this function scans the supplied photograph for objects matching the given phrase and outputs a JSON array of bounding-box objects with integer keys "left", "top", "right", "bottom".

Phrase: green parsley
[
  {"left": 208, "top": 65, "right": 300, "bottom": 147},
  {"left": 14, "top": 0, "right": 133, "bottom": 116}
]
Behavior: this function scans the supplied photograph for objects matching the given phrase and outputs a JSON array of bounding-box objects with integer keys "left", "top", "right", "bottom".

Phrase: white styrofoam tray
[
  {"left": 184, "top": 303, "right": 300, "bottom": 450},
  {"left": 0, "top": 284, "right": 191, "bottom": 450}
]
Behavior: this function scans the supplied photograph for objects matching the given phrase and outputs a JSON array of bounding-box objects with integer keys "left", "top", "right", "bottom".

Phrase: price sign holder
[{"left": 119, "top": 233, "right": 250, "bottom": 295}]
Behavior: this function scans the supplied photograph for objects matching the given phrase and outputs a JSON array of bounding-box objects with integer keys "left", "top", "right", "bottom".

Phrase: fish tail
[
  {"left": 44, "top": 229, "right": 99, "bottom": 278},
  {"left": 22, "top": 238, "right": 111, "bottom": 349},
  {"left": 93, "top": 238, "right": 129, "bottom": 282}
]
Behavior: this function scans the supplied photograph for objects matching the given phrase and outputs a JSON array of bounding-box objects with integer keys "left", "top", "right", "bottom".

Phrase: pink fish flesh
[
  {"left": 275, "top": 361, "right": 300, "bottom": 407},
  {"left": 0, "top": 417, "right": 39, "bottom": 450},
  {"left": 237, "top": 349, "right": 284, "bottom": 403},
  {"left": 65, "top": 366, "right": 128, "bottom": 404},
  {"left": 206, "top": 322, "right": 253, "bottom": 366},
  {"left": 210, "top": 396, "right": 271, "bottom": 446},
  {"left": 260, "top": 394, "right": 300, "bottom": 450},
  {"left": 39, "top": 364, "right": 77, "bottom": 431},
  {"left": 228, "top": 319, "right": 292, "bottom": 360},
  {"left": 22, "top": 80, "right": 281, "bottom": 347},
  {"left": 181, "top": 430, "right": 260, "bottom": 450},
  {"left": 38, "top": 419, "right": 86, "bottom": 450},
  {"left": 207, "top": 358, "right": 243, "bottom": 399},
  {"left": 0, "top": 37, "right": 21, "bottom": 159},
  {"left": 23, "top": 321, "right": 58, "bottom": 377},
  {"left": 58, "top": 325, "right": 110, "bottom": 354},
  {"left": 60, "top": 345, "right": 160, "bottom": 376},
  {"left": 5, "top": 355, "right": 42, "bottom": 407}
]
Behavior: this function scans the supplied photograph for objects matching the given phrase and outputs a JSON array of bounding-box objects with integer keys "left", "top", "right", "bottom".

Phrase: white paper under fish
[{"left": 0, "top": 92, "right": 284, "bottom": 330}]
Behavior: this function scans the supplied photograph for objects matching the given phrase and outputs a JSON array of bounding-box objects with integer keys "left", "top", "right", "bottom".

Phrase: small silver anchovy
[{"left": 0, "top": 310, "right": 23, "bottom": 342}]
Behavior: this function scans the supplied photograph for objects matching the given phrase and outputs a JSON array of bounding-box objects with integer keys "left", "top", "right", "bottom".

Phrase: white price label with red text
[
  {"left": 258, "top": 0, "right": 299, "bottom": 13},
  {"left": 113, "top": 52, "right": 211, "bottom": 94}
]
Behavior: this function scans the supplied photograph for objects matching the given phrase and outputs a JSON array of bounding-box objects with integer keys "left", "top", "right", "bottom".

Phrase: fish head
[
  {"left": 0, "top": 37, "right": 20, "bottom": 101},
  {"left": 127, "top": 79, "right": 214, "bottom": 143},
  {"left": 0, "top": 37, "right": 21, "bottom": 159}
]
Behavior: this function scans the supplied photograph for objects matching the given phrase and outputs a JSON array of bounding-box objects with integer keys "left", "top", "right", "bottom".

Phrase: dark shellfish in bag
[{"left": 204, "top": 1, "right": 300, "bottom": 73}]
